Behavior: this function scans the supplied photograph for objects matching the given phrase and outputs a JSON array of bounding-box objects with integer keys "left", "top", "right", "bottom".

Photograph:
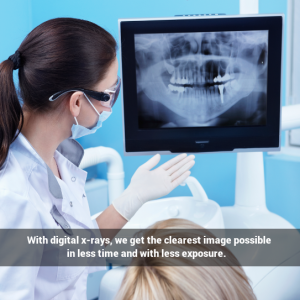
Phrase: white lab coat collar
[
  {"left": 11, "top": 131, "right": 45, "bottom": 168},
  {"left": 54, "top": 150, "right": 89, "bottom": 227},
  {"left": 11, "top": 133, "right": 85, "bottom": 201}
]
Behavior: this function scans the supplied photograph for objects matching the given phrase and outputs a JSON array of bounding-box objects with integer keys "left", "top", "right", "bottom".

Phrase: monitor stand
[{"left": 221, "top": 151, "right": 294, "bottom": 229}]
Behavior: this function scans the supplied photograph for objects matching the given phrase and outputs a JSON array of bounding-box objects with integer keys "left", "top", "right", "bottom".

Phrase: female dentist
[{"left": 0, "top": 18, "right": 195, "bottom": 299}]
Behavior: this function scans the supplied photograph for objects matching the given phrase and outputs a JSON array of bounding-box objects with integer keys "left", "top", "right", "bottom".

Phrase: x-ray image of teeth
[{"left": 134, "top": 31, "right": 268, "bottom": 128}]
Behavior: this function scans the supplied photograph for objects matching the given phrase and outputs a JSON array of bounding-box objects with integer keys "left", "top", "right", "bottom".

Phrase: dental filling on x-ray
[{"left": 134, "top": 31, "right": 268, "bottom": 129}]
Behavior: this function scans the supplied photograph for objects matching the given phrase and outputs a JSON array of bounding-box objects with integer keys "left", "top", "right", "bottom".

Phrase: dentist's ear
[{"left": 69, "top": 91, "right": 83, "bottom": 117}]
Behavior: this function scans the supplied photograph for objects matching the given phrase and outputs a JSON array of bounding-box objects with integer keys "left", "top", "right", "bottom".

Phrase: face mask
[{"left": 70, "top": 93, "right": 112, "bottom": 139}]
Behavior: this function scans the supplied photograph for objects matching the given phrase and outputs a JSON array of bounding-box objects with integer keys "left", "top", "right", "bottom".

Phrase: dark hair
[{"left": 0, "top": 18, "right": 117, "bottom": 167}]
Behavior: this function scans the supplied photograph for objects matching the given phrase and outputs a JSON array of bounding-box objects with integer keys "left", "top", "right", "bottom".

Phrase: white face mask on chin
[{"left": 69, "top": 93, "right": 112, "bottom": 139}]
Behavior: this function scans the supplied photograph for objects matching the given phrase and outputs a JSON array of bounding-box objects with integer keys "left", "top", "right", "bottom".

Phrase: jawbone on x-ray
[{"left": 135, "top": 31, "right": 268, "bottom": 128}]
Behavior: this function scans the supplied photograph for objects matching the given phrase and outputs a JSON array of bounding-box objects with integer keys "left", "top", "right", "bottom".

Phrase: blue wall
[
  {"left": 1, "top": 0, "right": 298, "bottom": 225},
  {"left": 265, "top": 154, "right": 300, "bottom": 228},
  {"left": 0, "top": 0, "right": 32, "bottom": 62},
  {"left": 1, "top": 0, "right": 298, "bottom": 228},
  {"left": 2, "top": 0, "right": 300, "bottom": 298}
]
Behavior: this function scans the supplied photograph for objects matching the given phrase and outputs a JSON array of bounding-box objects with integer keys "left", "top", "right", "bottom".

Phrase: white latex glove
[{"left": 112, "top": 153, "right": 195, "bottom": 221}]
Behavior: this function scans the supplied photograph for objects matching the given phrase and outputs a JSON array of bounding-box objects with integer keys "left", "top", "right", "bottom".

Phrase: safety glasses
[{"left": 49, "top": 76, "right": 121, "bottom": 108}]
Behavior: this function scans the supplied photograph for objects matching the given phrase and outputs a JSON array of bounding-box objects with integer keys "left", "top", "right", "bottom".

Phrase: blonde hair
[{"left": 115, "top": 218, "right": 256, "bottom": 300}]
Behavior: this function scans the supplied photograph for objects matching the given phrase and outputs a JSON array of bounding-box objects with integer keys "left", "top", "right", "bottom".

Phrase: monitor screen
[
  {"left": 135, "top": 31, "right": 268, "bottom": 129},
  {"left": 119, "top": 15, "right": 282, "bottom": 155}
]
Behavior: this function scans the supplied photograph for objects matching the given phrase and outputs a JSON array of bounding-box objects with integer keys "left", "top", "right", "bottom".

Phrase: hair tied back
[{"left": 8, "top": 50, "right": 21, "bottom": 70}]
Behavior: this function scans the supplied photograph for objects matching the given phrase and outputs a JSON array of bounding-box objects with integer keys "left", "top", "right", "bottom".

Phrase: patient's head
[{"left": 115, "top": 218, "right": 256, "bottom": 300}]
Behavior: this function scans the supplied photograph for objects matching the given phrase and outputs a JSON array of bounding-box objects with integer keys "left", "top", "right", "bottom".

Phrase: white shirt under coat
[{"left": 0, "top": 133, "right": 105, "bottom": 300}]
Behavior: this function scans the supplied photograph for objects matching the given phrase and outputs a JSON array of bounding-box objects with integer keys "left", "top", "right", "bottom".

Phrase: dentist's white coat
[{"left": 0, "top": 133, "right": 105, "bottom": 300}]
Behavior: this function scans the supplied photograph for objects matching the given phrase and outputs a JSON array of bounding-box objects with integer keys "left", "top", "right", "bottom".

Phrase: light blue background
[
  {"left": 0, "top": 0, "right": 297, "bottom": 224},
  {"left": 1, "top": 0, "right": 299, "bottom": 297}
]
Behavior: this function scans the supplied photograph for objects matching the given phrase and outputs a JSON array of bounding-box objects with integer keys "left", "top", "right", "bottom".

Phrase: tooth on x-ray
[
  {"left": 218, "top": 84, "right": 224, "bottom": 104},
  {"left": 135, "top": 31, "right": 268, "bottom": 128}
]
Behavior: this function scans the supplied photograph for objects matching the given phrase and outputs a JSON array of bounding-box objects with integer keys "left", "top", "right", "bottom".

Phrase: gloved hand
[{"left": 112, "top": 153, "right": 195, "bottom": 221}]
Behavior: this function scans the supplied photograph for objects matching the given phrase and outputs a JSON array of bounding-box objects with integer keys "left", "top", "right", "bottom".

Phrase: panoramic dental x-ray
[{"left": 135, "top": 31, "right": 268, "bottom": 129}]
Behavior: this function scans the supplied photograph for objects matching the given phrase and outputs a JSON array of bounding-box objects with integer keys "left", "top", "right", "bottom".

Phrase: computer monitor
[{"left": 119, "top": 14, "right": 283, "bottom": 155}]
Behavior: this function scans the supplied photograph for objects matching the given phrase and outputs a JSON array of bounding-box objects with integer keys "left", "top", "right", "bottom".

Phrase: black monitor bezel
[{"left": 119, "top": 15, "right": 283, "bottom": 154}]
